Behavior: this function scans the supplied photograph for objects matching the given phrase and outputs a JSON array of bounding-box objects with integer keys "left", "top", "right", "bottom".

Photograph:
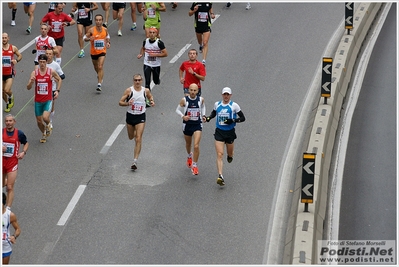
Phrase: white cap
[{"left": 222, "top": 87, "right": 232, "bottom": 94}]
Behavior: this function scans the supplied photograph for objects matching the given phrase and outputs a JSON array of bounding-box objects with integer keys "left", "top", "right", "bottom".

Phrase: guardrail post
[
  {"left": 321, "top": 58, "right": 332, "bottom": 104},
  {"left": 301, "top": 153, "right": 315, "bottom": 211},
  {"left": 345, "top": 2, "right": 354, "bottom": 34}
]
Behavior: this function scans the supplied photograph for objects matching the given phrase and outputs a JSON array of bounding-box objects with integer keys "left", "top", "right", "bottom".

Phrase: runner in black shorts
[
  {"left": 118, "top": 74, "right": 155, "bottom": 170},
  {"left": 112, "top": 2, "right": 126, "bottom": 36},
  {"left": 204, "top": 87, "right": 246, "bottom": 186},
  {"left": 72, "top": 2, "right": 98, "bottom": 58},
  {"left": 2, "top": 32, "right": 22, "bottom": 113},
  {"left": 175, "top": 83, "right": 206, "bottom": 176},
  {"left": 189, "top": 2, "right": 215, "bottom": 66}
]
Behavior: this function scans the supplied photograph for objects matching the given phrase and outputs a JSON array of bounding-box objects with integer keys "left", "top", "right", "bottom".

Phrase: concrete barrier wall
[{"left": 285, "top": 3, "right": 382, "bottom": 264}]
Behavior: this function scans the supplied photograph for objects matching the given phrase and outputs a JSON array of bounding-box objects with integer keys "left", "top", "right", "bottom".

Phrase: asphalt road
[
  {"left": 338, "top": 4, "right": 396, "bottom": 242},
  {"left": 2, "top": 2, "right": 344, "bottom": 264}
]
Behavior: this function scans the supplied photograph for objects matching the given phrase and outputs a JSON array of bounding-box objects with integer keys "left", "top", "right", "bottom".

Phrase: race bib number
[
  {"left": 94, "top": 39, "right": 105, "bottom": 50},
  {"left": 52, "top": 21, "right": 62, "bottom": 32},
  {"left": 37, "top": 82, "right": 49, "bottom": 95},
  {"left": 3, "top": 142, "right": 15, "bottom": 157},
  {"left": 148, "top": 8, "right": 156, "bottom": 18},
  {"left": 2, "top": 56, "right": 12, "bottom": 67},
  {"left": 187, "top": 108, "right": 200, "bottom": 121},
  {"left": 131, "top": 101, "right": 144, "bottom": 114},
  {"left": 198, "top": 12, "right": 208, "bottom": 22},
  {"left": 218, "top": 111, "right": 229, "bottom": 125},
  {"left": 78, "top": 8, "right": 88, "bottom": 19}
]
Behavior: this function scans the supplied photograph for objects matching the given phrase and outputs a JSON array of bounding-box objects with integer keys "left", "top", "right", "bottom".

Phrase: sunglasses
[{"left": 134, "top": 79, "right": 142, "bottom": 82}]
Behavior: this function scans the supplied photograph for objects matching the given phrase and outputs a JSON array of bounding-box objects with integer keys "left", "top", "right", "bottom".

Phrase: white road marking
[
  {"left": 100, "top": 124, "right": 125, "bottom": 154},
  {"left": 57, "top": 185, "right": 86, "bottom": 226},
  {"left": 169, "top": 44, "right": 192, "bottom": 63},
  {"left": 168, "top": 14, "right": 219, "bottom": 64},
  {"left": 19, "top": 39, "right": 35, "bottom": 53}
]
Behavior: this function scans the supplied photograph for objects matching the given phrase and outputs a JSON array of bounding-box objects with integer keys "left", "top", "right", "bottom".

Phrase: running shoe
[
  {"left": 131, "top": 162, "right": 137, "bottom": 170},
  {"left": 191, "top": 166, "right": 199, "bottom": 175},
  {"left": 103, "top": 22, "right": 108, "bottom": 28},
  {"left": 45, "top": 124, "right": 52, "bottom": 137},
  {"left": 97, "top": 84, "right": 102, "bottom": 92},
  {"left": 131, "top": 23, "right": 137, "bottom": 31},
  {"left": 186, "top": 153, "right": 193, "bottom": 168},
  {"left": 8, "top": 95, "right": 14, "bottom": 109},
  {"left": 78, "top": 50, "right": 85, "bottom": 58},
  {"left": 227, "top": 156, "right": 233, "bottom": 163},
  {"left": 199, "top": 45, "right": 203, "bottom": 53},
  {"left": 40, "top": 135, "right": 47, "bottom": 143},
  {"left": 172, "top": 2, "right": 177, "bottom": 9},
  {"left": 226, "top": 2, "right": 231, "bottom": 7},
  {"left": 49, "top": 122, "right": 53, "bottom": 131},
  {"left": 202, "top": 59, "right": 206, "bottom": 66},
  {"left": 11, "top": 20, "right": 15, "bottom": 26},
  {"left": 217, "top": 175, "right": 225, "bottom": 186},
  {"left": 246, "top": 3, "right": 251, "bottom": 10},
  {"left": 26, "top": 26, "right": 31, "bottom": 34},
  {"left": 4, "top": 104, "right": 11, "bottom": 113},
  {"left": 118, "top": 30, "right": 122, "bottom": 36}
]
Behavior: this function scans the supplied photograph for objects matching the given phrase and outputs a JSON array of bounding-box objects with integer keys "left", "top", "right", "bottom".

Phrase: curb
[{"left": 284, "top": 3, "right": 383, "bottom": 264}]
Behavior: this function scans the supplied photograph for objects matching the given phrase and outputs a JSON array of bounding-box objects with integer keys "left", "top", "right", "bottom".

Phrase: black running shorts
[
  {"left": 126, "top": 112, "right": 146, "bottom": 126},
  {"left": 182, "top": 123, "right": 202, "bottom": 136},
  {"left": 113, "top": 2, "right": 126, "bottom": 11},
  {"left": 214, "top": 127, "right": 236, "bottom": 144}
]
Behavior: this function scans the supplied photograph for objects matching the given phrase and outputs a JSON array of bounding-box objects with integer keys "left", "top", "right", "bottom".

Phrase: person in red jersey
[
  {"left": 2, "top": 114, "right": 28, "bottom": 208},
  {"left": 179, "top": 48, "right": 206, "bottom": 97},
  {"left": 26, "top": 54, "right": 62, "bottom": 143},
  {"left": 41, "top": 3, "right": 75, "bottom": 65},
  {"left": 2, "top": 33, "right": 22, "bottom": 113}
]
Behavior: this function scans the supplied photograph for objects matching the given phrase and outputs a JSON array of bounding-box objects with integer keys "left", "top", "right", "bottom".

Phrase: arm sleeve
[
  {"left": 208, "top": 109, "right": 216, "bottom": 119},
  {"left": 201, "top": 98, "right": 206, "bottom": 117},
  {"left": 176, "top": 104, "right": 185, "bottom": 118},
  {"left": 236, "top": 110, "right": 246, "bottom": 123}
]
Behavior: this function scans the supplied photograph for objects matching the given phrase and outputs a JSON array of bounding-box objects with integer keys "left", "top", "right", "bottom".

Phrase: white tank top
[
  {"left": 126, "top": 86, "right": 146, "bottom": 115},
  {"left": 2, "top": 209, "right": 12, "bottom": 254},
  {"left": 144, "top": 38, "right": 162, "bottom": 67}
]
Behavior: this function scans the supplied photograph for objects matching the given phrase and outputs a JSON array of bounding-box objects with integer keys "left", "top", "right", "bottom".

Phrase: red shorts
[{"left": 3, "top": 157, "right": 18, "bottom": 174}]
